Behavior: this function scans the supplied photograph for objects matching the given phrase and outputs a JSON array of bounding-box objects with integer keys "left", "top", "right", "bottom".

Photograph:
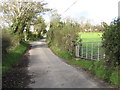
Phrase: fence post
[
  {"left": 81, "top": 42, "right": 83, "bottom": 58},
  {"left": 91, "top": 43, "right": 93, "bottom": 60},
  {"left": 78, "top": 45, "right": 80, "bottom": 57},
  {"left": 79, "top": 41, "right": 102, "bottom": 60},
  {"left": 75, "top": 45, "right": 79, "bottom": 57},
  {"left": 86, "top": 42, "right": 88, "bottom": 59},
  {"left": 97, "top": 42, "right": 100, "bottom": 60}
]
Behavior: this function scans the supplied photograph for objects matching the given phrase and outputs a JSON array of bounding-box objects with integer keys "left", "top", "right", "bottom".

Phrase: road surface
[{"left": 27, "top": 39, "right": 107, "bottom": 88}]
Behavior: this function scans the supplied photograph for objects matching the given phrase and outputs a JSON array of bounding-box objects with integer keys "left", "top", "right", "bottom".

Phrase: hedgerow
[
  {"left": 102, "top": 18, "right": 120, "bottom": 66},
  {"left": 47, "top": 18, "right": 81, "bottom": 56}
]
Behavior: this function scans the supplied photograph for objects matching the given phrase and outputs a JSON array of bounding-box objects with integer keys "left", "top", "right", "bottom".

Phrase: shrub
[
  {"left": 102, "top": 18, "right": 120, "bottom": 66},
  {"left": 95, "top": 65, "right": 107, "bottom": 79},
  {"left": 2, "top": 28, "right": 19, "bottom": 58},
  {"left": 89, "top": 60, "right": 113, "bottom": 81},
  {"left": 2, "top": 33, "right": 12, "bottom": 57},
  {"left": 47, "top": 17, "right": 80, "bottom": 56},
  {"left": 110, "top": 70, "right": 120, "bottom": 85}
]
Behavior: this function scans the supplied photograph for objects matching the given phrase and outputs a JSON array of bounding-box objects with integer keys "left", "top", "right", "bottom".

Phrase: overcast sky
[
  {"left": 0, "top": 0, "right": 119, "bottom": 25},
  {"left": 43, "top": 0, "right": 119, "bottom": 25}
]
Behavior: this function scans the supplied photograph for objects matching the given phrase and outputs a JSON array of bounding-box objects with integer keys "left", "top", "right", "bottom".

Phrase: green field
[
  {"left": 78, "top": 32, "right": 103, "bottom": 42},
  {"left": 78, "top": 32, "right": 103, "bottom": 60}
]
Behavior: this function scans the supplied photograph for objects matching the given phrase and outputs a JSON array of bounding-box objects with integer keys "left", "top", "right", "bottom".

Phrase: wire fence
[{"left": 75, "top": 41, "right": 105, "bottom": 60}]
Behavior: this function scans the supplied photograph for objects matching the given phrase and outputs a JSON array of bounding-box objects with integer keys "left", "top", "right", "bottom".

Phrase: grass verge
[
  {"left": 50, "top": 44, "right": 120, "bottom": 86},
  {"left": 2, "top": 42, "right": 29, "bottom": 74}
]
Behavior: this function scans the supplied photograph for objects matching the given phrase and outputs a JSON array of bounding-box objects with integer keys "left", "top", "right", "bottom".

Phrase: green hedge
[
  {"left": 47, "top": 18, "right": 80, "bottom": 56},
  {"left": 102, "top": 18, "right": 120, "bottom": 66}
]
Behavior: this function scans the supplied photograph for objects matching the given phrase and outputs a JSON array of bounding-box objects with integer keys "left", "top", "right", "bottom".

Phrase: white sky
[
  {"left": 0, "top": 0, "right": 119, "bottom": 25},
  {"left": 43, "top": 0, "right": 119, "bottom": 25}
]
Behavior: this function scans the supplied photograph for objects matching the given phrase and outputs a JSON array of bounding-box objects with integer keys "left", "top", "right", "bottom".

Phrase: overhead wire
[{"left": 62, "top": 0, "right": 79, "bottom": 14}]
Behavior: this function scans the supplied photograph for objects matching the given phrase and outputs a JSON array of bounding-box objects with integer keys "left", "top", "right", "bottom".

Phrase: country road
[{"left": 27, "top": 39, "right": 107, "bottom": 88}]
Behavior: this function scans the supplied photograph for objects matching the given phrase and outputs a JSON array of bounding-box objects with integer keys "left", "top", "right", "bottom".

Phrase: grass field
[
  {"left": 78, "top": 32, "right": 103, "bottom": 42},
  {"left": 78, "top": 32, "right": 103, "bottom": 60}
]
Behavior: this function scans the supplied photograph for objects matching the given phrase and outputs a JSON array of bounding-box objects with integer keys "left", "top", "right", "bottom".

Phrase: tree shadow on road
[
  {"left": 31, "top": 43, "right": 48, "bottom": 49},
  {"left": 2, "top": 50, "right": 32, "bottom": 88}
]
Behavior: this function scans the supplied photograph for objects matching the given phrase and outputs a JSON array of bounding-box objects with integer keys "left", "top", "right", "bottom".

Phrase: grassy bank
[
  {"left": 2, "top": 42, "right": 29, "bottom": 74},
  {"left": 50, "top": 44, "right": 119, "bottom": 86}
]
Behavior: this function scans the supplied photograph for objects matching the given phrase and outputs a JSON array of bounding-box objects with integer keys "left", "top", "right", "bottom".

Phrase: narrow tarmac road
[{"left": 27, "top": 39, "right": 107, "bottom": 88}]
